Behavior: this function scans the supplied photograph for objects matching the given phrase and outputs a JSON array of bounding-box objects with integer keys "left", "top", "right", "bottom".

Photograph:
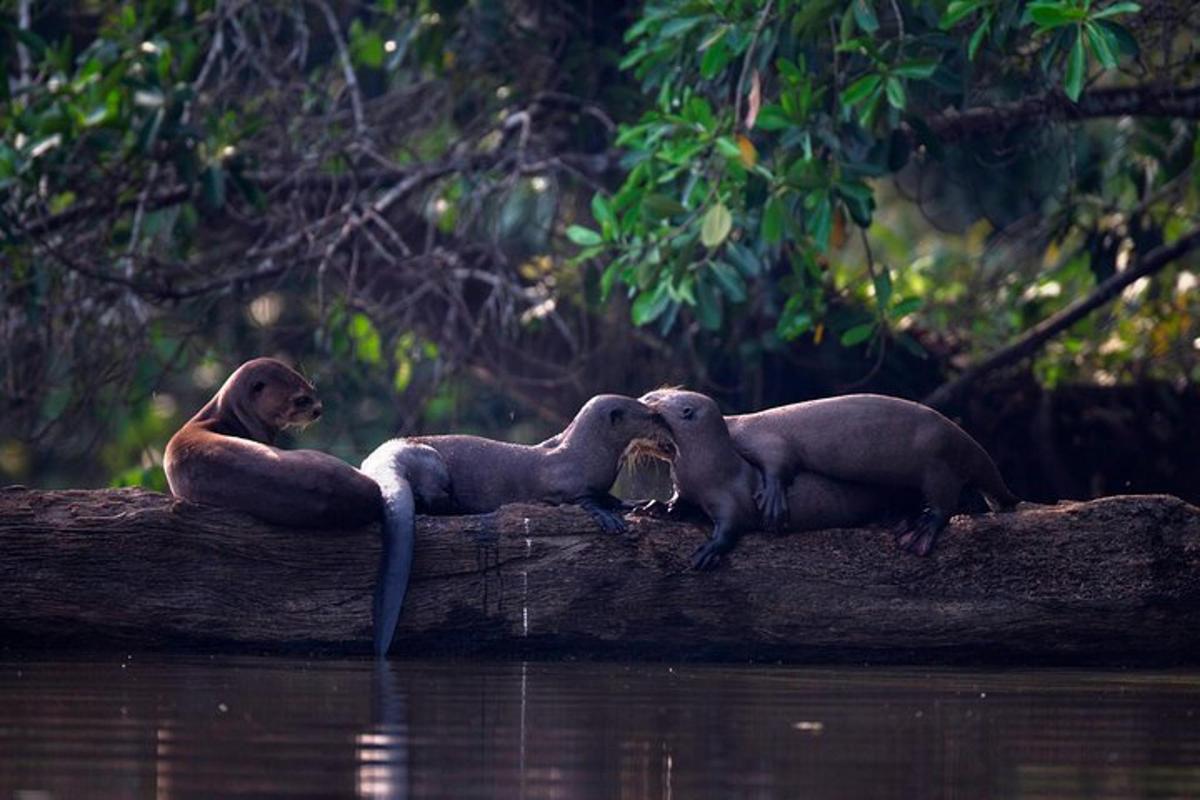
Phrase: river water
[{"left": 0, "top": 656, "right": 1197, "bottom": 799}]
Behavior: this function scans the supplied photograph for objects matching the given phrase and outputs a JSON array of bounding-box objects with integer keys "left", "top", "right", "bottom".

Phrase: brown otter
[
  {"left": 642, "top": 389, "right": 1018, "bottom": 560},
  {"left": 164, "top": 357, "right": 382, "bottom": 528},
  {"left": 633, "top": 392, "right": 914, "bottom": 568},
  {"left": 361, "top": 394, "right": 671, "bottom": 654}
]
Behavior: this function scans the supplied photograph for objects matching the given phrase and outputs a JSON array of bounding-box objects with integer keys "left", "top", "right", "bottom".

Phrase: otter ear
[
  {"left": 251, "top": 380, "right": 266, "bottom": 394},
  {"left": 609, "top": 407, "right": 625, "bottom": 426},
  {"left": 681, "top": 406, "right": 695, "bottom": 420}
]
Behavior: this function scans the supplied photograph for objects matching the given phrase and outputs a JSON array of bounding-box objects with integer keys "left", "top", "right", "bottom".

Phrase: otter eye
[
  {"left": 609, "top": 408, "right": 625, "bottom": 425},
  {"left": 251, "top": 380, "right": 266, "bottom": 394},
  {"left": 681, "top": 406, "right": 695, "bottom": 420},
  {"left": 294, "top": 395, "right": 313, "bottom": 409}
]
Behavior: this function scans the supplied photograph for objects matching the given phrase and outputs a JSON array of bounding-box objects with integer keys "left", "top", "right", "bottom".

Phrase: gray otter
[
  {"left": 361, "top": 394, "right": 670, "bottom": 655},
  {"left": 164, "top": 358, "right": 382, "bottom": 528},
  {"left": 643, "top": 389, "right": 1018, "bottom": 559},
  {"left": 635, "top": 391, "right": 913, "bottom": 569}
]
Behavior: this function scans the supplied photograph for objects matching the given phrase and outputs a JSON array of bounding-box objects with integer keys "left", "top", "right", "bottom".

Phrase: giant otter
[
  {"left": 361, "top": 394, "right": 671, "bottom": 655},
  {"left": 633, "top": 391, "right": 914, "bottom": 569},
  {"left": 164, "top": 358, "right": 382, "bottom": 528},
  {"left": 642, "top": 389, "right": 1018, "bottom": 561}
]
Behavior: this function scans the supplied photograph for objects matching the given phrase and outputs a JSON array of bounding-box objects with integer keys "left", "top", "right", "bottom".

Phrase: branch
[
  {"left": 924, "top": 226, "right": 1200, "bottom": 409},
  {"left": 919, "top": 84, "right": 1200, "bottom": 143},
  {"left": 315, "top": 0, "right": 368, "bottom": 143}
]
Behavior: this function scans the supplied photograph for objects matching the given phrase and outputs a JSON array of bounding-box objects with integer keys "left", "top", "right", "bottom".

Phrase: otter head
[
  {"left": 217, "top": 358, "right": 323, "bottom": 443},
  {"left": 638, "top": 388, "right": 725, "bottom": 459},
  {"left": 561, "top": 394, "right": 674, "bottom": 471}
]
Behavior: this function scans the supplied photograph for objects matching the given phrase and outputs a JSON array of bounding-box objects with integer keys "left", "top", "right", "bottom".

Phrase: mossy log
[{"left": 1, "top": 486, "right": 1198, "bottom": 662}]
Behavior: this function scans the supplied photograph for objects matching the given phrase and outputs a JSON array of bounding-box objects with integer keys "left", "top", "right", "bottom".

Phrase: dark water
[{"left": 1, "top": 657, "right": 1198, "bottom": 799}]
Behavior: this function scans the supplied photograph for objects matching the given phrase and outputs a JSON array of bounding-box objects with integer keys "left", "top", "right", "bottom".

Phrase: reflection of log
[{"left": 2, "top": 487, "right": 1198, "bottom": 661}]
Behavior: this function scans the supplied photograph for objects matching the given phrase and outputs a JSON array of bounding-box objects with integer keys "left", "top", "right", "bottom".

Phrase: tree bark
[{"left": 1, "top": 486, "right": 1198, "bottom": 662}]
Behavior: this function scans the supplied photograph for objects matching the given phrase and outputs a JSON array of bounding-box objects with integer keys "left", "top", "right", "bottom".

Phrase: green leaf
[
  {"left": 701, "top": 203, "right": 733, "bottom": 248},
  {"left": 891, "top": 59, "right": 938, "bottom": 78},
  {"left": 755, "top": 104, "right": 792, "bottom": 130},
  {"left": 940, "top": 0, "right": 984, "bottom": 28},
  {"left": 591, "top": 193, "right": 615, "bottom": 233},
  {"left": 777, "top": 299, "right": 813, "bottom": 340},
  {"left": 201, "top": 166, "right": 225, "bottom": 210},
  {"left": 762, "top": 196, "right": 785, "bottom": 244},
  {"left": 1096, "top": 19, "right": 1138, "bottom": 57},
  {"left": 726, "top": 242, "right": 763, "bottom": 277},
  {"left": 643, "top": 193, "right": 687, "bottom": 219},
  {"left": 840, "top": 322, "right": 876, "bottom": 346},
  {"left": 659, "top": 16, "right": 704, "bottom": 38},
  {"left": 1028, "top": 2, "right": 1083, "bottom": 29},
  {"left": 968, "top": 13, "right": 993, "bottom": 60},
  {"left": 715, "top": 136, "right": 742, "bottom": 160},
  {"left": 885, "top": 76, "right": 906, "bottom": 109},
  {"left": 837, "top": 181, "right": 875, "bottom": 227},
  {"left": 700, "top": 39, "right": 733, "bottom": 78},
  {"left": 1091, "top": 1, "right": 1141, "bottom": 20},
  {"left": 1084, "top": 22, "right": 1118, "bottom": 69},
  {"left": 809, "top": 196, "right": 833, "bottom": 251},
  {"left": 841, "top": 74, "right": 882, "bottom": 106},
  {"left": 631, "top": 283, "right": 671, "bottom": 326},
  {"left": 1064, "top": 31, "right": 1086, "bottom": 101},
  {"left": 13, "top": 27, "right": 48, "bottom": 58},
  {"left": 891, "top": 297, "right": 922, "bottom": 317},
  {"left": 566, "top": 225, "right": 603, "bottom": 246},
  {"left": 852, "top": 0, "right": 879, "bottom": 33},
  {"left": 694, "top": 279, "right": 723, "bottom": 330},
  {"left": 872, "top": 266, "right": 893, "bottom": 308},
  {"left": 709, "top": 260, "right": 747, "bottom": 302}
]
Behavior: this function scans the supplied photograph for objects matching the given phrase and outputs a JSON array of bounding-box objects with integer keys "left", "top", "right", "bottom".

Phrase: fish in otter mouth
[{"left": 623, "top": 434, "right": 677, "bottom": 467}]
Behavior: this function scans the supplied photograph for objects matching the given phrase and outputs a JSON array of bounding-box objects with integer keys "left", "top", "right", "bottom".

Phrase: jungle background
[{"left": 1, "top": 0, "right": 1198, "bottom": 504}]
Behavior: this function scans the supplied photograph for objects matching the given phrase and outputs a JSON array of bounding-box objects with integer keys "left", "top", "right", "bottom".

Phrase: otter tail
[{"left": 362, "top": 442, "right": 418, "bottom": 658}]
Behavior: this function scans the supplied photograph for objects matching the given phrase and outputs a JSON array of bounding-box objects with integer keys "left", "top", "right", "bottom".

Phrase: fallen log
[{"left": 1, "top": 486, "right": 1198, "bottom": 663}]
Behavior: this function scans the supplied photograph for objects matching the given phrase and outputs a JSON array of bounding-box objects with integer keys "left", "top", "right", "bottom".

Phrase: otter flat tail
[{"left": 362, "top": 443, "right": 418, "bottom": 657}]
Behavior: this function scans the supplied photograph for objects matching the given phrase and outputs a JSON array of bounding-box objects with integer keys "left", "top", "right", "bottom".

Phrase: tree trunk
[{"left": 1, "top": 486, "right": 1198, "bottom": 662}]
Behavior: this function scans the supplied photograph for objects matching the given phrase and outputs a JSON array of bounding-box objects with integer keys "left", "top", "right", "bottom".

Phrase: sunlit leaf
[{"left": 701, "top": 203, "right": 733, "bottom": 248}]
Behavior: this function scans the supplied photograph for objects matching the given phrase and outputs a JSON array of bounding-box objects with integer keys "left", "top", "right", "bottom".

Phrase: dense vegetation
[{"left": 1, "top": 0, "right": 1197, "bottom": 495}]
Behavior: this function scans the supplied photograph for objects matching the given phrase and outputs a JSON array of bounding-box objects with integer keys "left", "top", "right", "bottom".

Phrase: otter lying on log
[
  {"left": 164, "top": 358, "right": 381, "bottom": 528},
  {"left": 361, "top": 395, "right": 671, "bottom": 656},
  {"left": 639, "top": 389, "right": 1018, "bottom": 568}
]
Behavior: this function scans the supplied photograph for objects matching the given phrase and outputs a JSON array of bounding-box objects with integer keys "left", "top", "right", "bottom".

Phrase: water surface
[{"left": 1, "top": 656, "right": 1198, "bottom": 798}]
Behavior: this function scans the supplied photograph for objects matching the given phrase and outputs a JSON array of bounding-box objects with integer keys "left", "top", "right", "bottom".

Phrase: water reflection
[{"left": 0, "top": 656, "right": 1198, "bottom": 799}]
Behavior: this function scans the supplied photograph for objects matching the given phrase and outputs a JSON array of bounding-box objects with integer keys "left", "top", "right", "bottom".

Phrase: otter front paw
[
  {"left": 578, "top": 498, "right": 628, "bottom": 535},
  {"left": 755, "top": 479, "right": 789, "bottom": 533},
  {"left": 691, "top": 539, "right": 731, "bottom": 570}
]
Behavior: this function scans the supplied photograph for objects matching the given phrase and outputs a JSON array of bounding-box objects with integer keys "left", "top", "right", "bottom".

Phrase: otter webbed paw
[
  {"left": 691, "top": 527, "right": 740, "bottom": 570},
  {"left": 754, "top": 478, "right": 790, "bottom": 533},
  {"left": 578, "top": 497, "right": 628, "bottom": 535},
  {"left": 896, "top": 508, "right": 949, "bottom": 556},
  {"left": 691, "top": 539, "right": 730, "bottom": 570}
]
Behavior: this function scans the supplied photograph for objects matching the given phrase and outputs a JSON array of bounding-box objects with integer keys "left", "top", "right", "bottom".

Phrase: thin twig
[
  {"left": 734, "top": 0, "right": 775, "bottom": 132},
  {"left": 315, "top": 0, "right": 368, "bottom": 142}
]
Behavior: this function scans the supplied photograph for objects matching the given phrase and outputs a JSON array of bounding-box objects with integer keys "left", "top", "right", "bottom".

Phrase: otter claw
[
  {"left": 579, "top": 498, "right": 627, "bottom": 534},
  {"left": 691, "top": 540, "right": 727, "bottom": 570},
  {"left": 896, "top": 508, "right": 947, "bottom": 557}
]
